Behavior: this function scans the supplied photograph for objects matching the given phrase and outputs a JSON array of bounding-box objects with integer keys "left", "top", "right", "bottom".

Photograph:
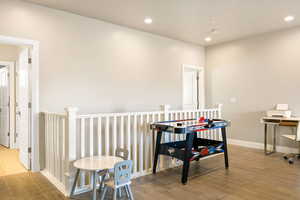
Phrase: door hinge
[
  {"left": 28, "top": 58, "right": 32, "bottom": 64},
  {"left": 7, "top": 132, "right": 10, "bottom": 136},
  {"left": 28, "top": 147, "right": 32, "bottom": 153},
  {"left": 28, "top": 102, "right": 32, "bottom": 108}
]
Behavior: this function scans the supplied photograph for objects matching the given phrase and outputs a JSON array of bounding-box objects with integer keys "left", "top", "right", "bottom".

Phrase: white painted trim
[
  {"left": 41, "top": 170, "right": 68, "bottom": 196},
  {"left": 228, "top": 138, "right": 299, "bottom": 154},
  {"left": 182, "top": 64, "right": 205, "bottom": 109},
  {"left": 0, "top": 35, "right": 40, "bottom": 171}
]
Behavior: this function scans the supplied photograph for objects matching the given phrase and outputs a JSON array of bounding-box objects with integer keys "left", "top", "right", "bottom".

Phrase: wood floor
[
  {"left": 0, "top": 145, "right": 27, "bottom": 176},
  {"left": 1, "top": 145, "right": 300, "bottom": 200}
]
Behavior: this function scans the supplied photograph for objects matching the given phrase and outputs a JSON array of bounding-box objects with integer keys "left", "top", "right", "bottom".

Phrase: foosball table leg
[
  {"left": 221, "top": 127, "right": 229, "bottom": 168},
  {"left": 181, "top": 133, "right": 194, "bottom": 184},
  {"left": 153, "top": 131, "right": 162, "bottom": 174}
]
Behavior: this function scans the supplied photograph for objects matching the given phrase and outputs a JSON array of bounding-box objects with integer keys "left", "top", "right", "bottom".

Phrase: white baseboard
[
  {"left": 41, "top": 170, "right": 68, "bottom": 196},
  {"left": 228, "top": 138, "right": 299, "bottom": 154}
]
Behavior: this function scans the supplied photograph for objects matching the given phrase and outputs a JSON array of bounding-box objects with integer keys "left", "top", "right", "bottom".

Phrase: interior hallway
[
  {"left": 0, "top": 145, "right": 27, "bottom": 177},
  {"left": 1, "top": 145, "right": 300, "bottom": 200}
]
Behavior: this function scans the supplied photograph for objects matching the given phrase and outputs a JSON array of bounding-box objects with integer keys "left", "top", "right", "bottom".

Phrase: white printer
[{"left": 266, "top": 104, "right": 292, "bottom": 118}]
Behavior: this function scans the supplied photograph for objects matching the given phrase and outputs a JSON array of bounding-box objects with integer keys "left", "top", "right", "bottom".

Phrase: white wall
[
  {"left": 0, "top": 44, "right": 18, "bottom": 61},
  {"left": 206, "top": 27, "right": 300, "bottom": 147},
  {"left": 0, "top": 0, "right": 205, "bottom": 114}
]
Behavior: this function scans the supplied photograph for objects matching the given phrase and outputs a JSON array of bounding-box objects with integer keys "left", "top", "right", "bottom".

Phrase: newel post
[
  {"left": 160, "top": 104, "right": 171, "bottom": 144},
  {"left": 160, "top": 104, "right": 170, "bottom": 121},
  {"left": 217, "top": 104, "right": 223, "bottom": 119},
  {"left": 64, "top": 107, "right": 78, "bottom": 195}
]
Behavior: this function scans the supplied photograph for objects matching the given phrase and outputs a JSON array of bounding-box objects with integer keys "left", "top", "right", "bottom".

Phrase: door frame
[
  {"left": 0, "top": 35, "right": 40, "bottom": 172},
  {"left": 0, "top": 61, "right": 14, "bottom": 148},
  {"left": 182, "top": 64, "right": 205, "bottom": 110}
]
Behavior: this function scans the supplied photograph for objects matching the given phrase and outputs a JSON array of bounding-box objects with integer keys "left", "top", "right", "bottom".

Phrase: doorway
[
  {"left": 0, "top": 63, "right": 10, "bottom": 148},
  {"left": 0, "top": 44, "right": 34, "bottom": 172},
  {"left": 182, "top": 64, "right": 205, "bottom": 110}
]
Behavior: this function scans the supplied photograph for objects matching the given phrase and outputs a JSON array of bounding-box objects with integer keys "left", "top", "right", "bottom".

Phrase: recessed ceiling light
[
  {"left": 144, "top": 17, "right": 153, "bottom": 24},
  {"left": 284, "top": 15, "right": 295, "bottom": 22},
  {"left": 205, "top": 37, "right": 212, "bottom": 42}
]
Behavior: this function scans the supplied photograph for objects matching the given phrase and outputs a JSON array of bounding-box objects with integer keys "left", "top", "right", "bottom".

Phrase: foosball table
[{"left": 151, "top": 117, "right": 230, "bottom": 184}]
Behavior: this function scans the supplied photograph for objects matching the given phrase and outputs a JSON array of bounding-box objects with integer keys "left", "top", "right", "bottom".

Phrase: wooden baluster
[
  {"left": 139, "top": 114, "right": 144, "bottom": 173},
  {"left": 97, "top": 117, "right": 102, "bottom": 156},
  {"left": 145, "top": 114, "right": 149, "bottom": 171},
  {"left": 45, "top": 114, "right": 49, "bottom": 173},
  {"left": 113, "top": 116, "right": 117, "bottom": 156},
  {"left": 105, "top": 116, "right": 110, "bottom": 156},
  {"left": 127, "top": 115, "right": 131, "bottom": 160},
  {"left": 120, "top": 116, "right": 124, "bottom": 148},
  {"left": 51, "top": 115, "right": 55, "bottom": 176},
  {"left": 80, "top": 118, "right": 86, "bottom": 187},
  {"left": 133, "top": 114, "right": 138, "bottom": 174},
  {"left": 90, "top": 118, "right": 94, "bottom": 156}
]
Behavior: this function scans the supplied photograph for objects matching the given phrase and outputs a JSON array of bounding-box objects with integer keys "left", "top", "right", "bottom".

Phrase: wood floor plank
[{"left": 1, "top": 145, "right": 300, "bottom": 199}]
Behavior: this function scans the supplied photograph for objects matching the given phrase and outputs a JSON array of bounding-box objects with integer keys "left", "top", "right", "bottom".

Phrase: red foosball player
[
  {"left": 200, "top": 147, "right": 209, "bottom": 156},
  {"left": 199, "top": 117, "right": 205, "bottom": 123}
]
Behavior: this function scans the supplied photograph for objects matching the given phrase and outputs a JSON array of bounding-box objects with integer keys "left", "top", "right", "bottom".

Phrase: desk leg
[
  {"left": 264, "top": 124, "right": 268, "bottom": 155},
  {"left": 181, "top": 133, "right": 194, "bottom": 184},
  {"left": 221, "top": 128, "right": 229, "bottom": 169},
  {"left": 92, "top": 171, "right": 97, "bottom": 200},
  {"left": 264, "top": 124, "right": 277, "bottom": 155},
  {"left": 153, "top": 130, "right": 162, "bottom": 174},
  {"left": 70, "top": 169, "right": 80, "bottom": 197},
  {"left": 273, "top": 125, "right": 277, "bottom": 152}
]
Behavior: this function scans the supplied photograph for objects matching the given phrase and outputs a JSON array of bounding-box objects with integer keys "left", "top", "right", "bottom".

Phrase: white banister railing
[{"left": 41, "top": 104, "right": 222, "bottom": 196}]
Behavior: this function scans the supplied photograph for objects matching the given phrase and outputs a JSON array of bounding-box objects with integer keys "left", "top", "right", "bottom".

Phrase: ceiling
[{"left": 25, "top": 0, "right": 300, "bottom": 46}]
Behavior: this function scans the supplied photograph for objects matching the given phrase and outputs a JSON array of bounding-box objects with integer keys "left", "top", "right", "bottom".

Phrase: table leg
[
  {"left": 70, "top": 169, "right": 80, "bottom": 197},
  {"left": 221, "top": 127, "right": 229, "bottom": 168},
  {"left": 181, "top": 133, "right": 194, "bottom": 184},
  {"left": 92, "top": 171, "right": 97, "bottom": 200},
  {"left": 193, "top": 132, "right": 199, "bottom": 152},
  {"left": 153, "top": 131, "right": 162, "bottom": 174},
  {"left": 98, "top": 171, "right": 106, "bottom": 192}
]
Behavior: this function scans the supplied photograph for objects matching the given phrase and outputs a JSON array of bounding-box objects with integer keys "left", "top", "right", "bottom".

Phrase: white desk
[
  {"left": 70, "top": 156, "right": 123, "bottom": 200},
  {"left": 261, "top": 116, "right": 300, "bottom": 155}
]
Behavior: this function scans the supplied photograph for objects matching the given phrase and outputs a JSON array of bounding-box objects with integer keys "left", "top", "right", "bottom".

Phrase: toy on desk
[{"left": 267, "top": 104, "right": 292, "bottom": 118}]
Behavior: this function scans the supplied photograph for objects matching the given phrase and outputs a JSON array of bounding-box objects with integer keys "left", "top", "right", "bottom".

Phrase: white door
[
  {"left": 182, "top": 65, "right": 204, "bottom": 110},
  {"left": 0, "top": 66, "right": 9, "bottom": 147},
  {"left": 17, "top": 47, "right": 31, "bottom": 169}
]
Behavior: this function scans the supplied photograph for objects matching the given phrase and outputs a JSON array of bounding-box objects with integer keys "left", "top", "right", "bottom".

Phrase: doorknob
[{"left": 16, "top": 111, "right": 21, "bottom": 115}]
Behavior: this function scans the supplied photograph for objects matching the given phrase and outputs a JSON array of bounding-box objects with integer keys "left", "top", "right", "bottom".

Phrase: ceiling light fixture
[
  {"left": 205, "top": 37, "right": 212, "bottom": 42},
  {"left": 144, "top": 17, "right": 153, "bottom": 24},
  {"left": 284, "top": 15, "right": 295, "bottom": 22}
]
